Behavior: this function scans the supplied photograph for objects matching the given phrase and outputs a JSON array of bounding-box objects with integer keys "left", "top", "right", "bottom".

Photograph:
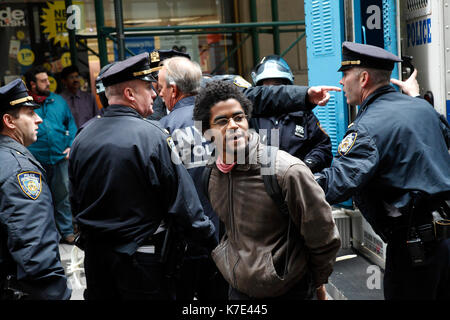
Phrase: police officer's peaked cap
[
  {"left": 0, "top": 79, "right": 39, "bottom": 110},
  {"left": 149, "top": 49, "right": 191, "bottom": 77},
  {"left": 338, "top": 42, "right": 402, "bottom": 72},
  {"left": 95, "top": 61, "right": 118, "bottom": 94},
  {"left": 100, "top": 52, "right": 156, "bottom": 87}
]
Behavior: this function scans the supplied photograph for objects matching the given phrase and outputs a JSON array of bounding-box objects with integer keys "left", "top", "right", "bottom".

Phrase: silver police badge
[
  {"left": 17, "top": 171, "right": 42, "bottom": 200},
  {"left": 338, "top": 132, "right": 357, "bottom": 156}
]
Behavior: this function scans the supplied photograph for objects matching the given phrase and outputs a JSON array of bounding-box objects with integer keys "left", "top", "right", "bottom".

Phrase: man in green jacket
[{"left": 25, "top": 66, "right": 78, "bottom": 244}]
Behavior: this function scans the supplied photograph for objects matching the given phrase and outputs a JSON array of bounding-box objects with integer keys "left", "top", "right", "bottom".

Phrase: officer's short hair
[
  {"left": 162, "top": 57, "right": 201, "bottom": 95},
  {"left": 104, "top": 80, "right": 131, "bottom": 100},
  {"left": 0, "top": 107, "right": 20, "bottom": 132},
  {"left": 193, "top": 80, "right": 253, "bottom": 134},
  {"left": 353, "top": 67, "right": 392, "bottom": 86}
]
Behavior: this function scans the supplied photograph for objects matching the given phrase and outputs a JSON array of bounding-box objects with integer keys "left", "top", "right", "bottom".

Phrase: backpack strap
[
  {"left": 261, "top": 147, "right": 292, "bottom": 277},
  {"left": 201, "top": 166, "right": 213, "bottom": 202},
  {"left": 262, "top": 174, "right": 289, "bottom": 217}
]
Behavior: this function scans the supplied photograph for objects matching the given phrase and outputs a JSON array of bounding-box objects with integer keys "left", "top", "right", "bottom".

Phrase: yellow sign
[
  {"left": 48, "top": 76, "right": 57, "bottom": 92},
  {"left": 43, "top": 62, "right": 52, "bottom": 72},
  {"left": 17, "top": 48, "right": 35, "bottom": 66},
  {"left": 41, "top": 1, "right": 84, "bottom": 48},
  {"left": 61, "top": 52, "right": 72, "bottom": 68},
  {"left": 16, "top": 31, "right": 25, "bottom": 40}
]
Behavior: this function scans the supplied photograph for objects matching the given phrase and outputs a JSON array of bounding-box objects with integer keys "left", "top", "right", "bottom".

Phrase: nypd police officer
[
  {"left": 250, "top": 55, "right": 333, "bottom": 173},
  {"left": 0, "top": 79, "right": 71, "bottom": 300},
  {"left": 315, "top": 42, "right": 450, "bottom": 299},
  {"left": 69, "top": 53, "right": 216, "bottom": 300}
]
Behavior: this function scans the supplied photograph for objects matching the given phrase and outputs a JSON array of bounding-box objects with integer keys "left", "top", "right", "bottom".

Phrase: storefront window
[
  {"left": 0, "top": 0, "right": 238, "bottom": 95},
  {"left": 79, "top": 0, "right": 238, "bottom": 76}
]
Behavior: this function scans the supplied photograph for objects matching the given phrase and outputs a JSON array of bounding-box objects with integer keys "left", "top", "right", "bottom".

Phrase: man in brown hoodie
[{"left": 193, "top": 80, "right": 341, "bottom": 300}]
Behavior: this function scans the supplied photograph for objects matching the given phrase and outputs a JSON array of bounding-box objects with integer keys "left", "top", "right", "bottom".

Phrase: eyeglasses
[{"left": 212, "top": 113, "right": 248, "bottom": 127}]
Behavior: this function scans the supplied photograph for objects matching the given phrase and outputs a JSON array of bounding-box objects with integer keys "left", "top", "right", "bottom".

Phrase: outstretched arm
[{"left": 245, "top": 85, "right": 341, "bottom": 117}]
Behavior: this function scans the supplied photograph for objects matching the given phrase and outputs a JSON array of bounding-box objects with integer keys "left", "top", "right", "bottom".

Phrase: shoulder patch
[
  {"left": 17, "top": 171, "right": 42, "bottom": 200},
  {"left": 317, "top": 121, "right": 329, "bottom": 136},
  {"left": 233, "top": 76, "right": 252, "bottom": 88},
  {"left": 338, "top": 132, "right": 357, "bottom": 156}
]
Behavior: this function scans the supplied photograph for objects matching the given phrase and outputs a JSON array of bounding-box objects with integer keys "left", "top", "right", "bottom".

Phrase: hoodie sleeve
[{"left": 280, "top": 160, "right": 341, "bottom": 287}]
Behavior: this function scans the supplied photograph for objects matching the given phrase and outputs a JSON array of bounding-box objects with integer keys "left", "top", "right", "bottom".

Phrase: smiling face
[{"left": 209, "top": 98, "right": 249, "bottom": 163}]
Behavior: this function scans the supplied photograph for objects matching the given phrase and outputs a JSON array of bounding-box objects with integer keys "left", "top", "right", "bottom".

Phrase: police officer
[
  {"left": 250, "top": 55, "right": 333, "bottom": 173},
  {"left": 0, "top": 79, "right": 71, "bottom": 300},
  {"left": 147, "top": 49, "right": 191, "bottom": 121},
  {"left": 314, "top": 42, "right": 450, "bottom": 299},
  {"left": 69, "top": 52, "right": 216, "bottom": 300}
]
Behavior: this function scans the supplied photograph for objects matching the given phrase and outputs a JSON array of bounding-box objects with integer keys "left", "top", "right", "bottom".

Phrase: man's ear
[
  {"left": 2, "top": 113, "right": 16, "bottom": 130},
  {"left": 171, "top": 84, "right": 179, "bottom": 98},
  {"left": 123, "top": 86, "right": 135, "bottom": 102},
  {"left": 360, "top": 70, "right": 370, "bottom": 88}
]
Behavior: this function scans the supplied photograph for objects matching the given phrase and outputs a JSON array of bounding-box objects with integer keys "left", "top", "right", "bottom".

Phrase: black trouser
[
  {"left": 384, "top": 238, "right": 450, "bottom": 300},
  {"left": 228, "top": 271, "right": 315, "bottom": 300},
  {"left": 175, "top": 256, "right": 229, "bottom": 300},
  {"left": 83, "top": 240, "right": 171, "bottom": 300}
]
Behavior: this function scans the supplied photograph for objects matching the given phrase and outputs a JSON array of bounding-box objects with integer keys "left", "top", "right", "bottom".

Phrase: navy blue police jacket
[
  {"left": 159, "top": 96, "right": 219, "bottom": 247},
  {"left": 315, "top": 85, "right": 450, "bottom": 240},
  {"left": 251, "top": 110, "right": 332, "bottom": 173},
  {"left": 0, "top": 135, "right": 71, "bottom": 300},
  {"left": 69, "top": 105, "right": 215, "bottom": 251}
]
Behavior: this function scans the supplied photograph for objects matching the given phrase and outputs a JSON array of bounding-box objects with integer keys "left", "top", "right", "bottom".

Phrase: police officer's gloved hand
[{"left": 304, "top": 158, "right": 321, "bottom": 173}]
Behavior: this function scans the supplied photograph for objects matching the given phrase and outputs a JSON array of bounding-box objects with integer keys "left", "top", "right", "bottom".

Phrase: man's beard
[{"left": 36, "top": 87, "right": 50, "bottom": 96}]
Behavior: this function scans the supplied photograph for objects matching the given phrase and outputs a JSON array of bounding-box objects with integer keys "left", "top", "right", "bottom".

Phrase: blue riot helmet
[
  {"left": 251, "top": 55, "right": 294, "bottom": 86},
  {"left": 95, "top": 62, "right": 116, "bottom": 108}
]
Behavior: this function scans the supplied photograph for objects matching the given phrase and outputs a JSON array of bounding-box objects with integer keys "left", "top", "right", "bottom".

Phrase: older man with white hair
[{"left": 158, "top": 56, "right": 225, "bottom": 300}]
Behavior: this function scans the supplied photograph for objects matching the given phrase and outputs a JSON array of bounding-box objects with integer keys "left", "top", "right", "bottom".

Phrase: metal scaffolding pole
[
  {"left": 114, "top": 0, "right": 125, "bottom": 61},
  {"left": 250, "top": 0, "right": 260, "bottom": 66},
  {"left": 65, "top": 0, "right": 78, "bottom": 67},
  {"left": 94, "top": 0, "right": 108, "bottom": 67},
  {"left": 271, "top": 0, "right": 280, "bottom": 55}
]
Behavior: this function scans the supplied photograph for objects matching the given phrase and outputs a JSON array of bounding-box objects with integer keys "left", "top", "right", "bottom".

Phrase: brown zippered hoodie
[{"left": 208, "top": 132, "right": 341, "bottom": 298}]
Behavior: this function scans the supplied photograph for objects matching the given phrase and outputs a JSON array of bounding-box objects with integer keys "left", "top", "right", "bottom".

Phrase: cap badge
[{"left": 150, "top": 51, "right": 160, "bottom": 63}]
